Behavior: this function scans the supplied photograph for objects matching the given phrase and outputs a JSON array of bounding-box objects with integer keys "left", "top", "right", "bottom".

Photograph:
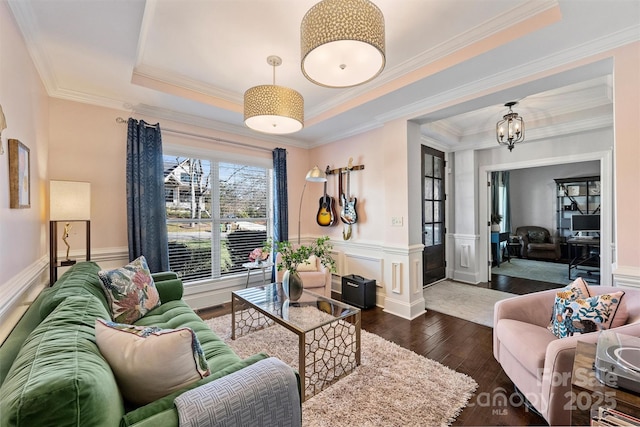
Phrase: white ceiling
[{"left": 7, "top": 0, "right": 639, "bottom": 150}]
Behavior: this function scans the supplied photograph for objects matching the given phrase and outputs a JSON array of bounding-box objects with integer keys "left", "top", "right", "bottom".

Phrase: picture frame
[{"left": 8, "top": 139, "right": 30, "bottom": 208}]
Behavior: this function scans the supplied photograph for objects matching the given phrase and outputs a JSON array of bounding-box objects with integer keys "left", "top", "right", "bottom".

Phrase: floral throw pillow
[
  {"left": 98, "top": 256, "right": 160, "bottom": 323},
  {"left": 95, "top": 319, "right": 210, "bottom": 405},
  {"left": 556, "top": 277, "right": 591, "bottom": 301},
  {"left": 548, "top": 290, "right": 625, "bottom": 339}
]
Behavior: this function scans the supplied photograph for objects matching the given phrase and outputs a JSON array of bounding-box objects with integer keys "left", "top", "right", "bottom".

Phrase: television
[{"left": 571, "top": 214, "right": 600, "bottom": 234}]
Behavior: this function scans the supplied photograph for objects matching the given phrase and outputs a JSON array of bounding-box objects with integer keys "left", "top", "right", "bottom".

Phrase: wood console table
[{"left": 571, "top": 341, "right": 640, "bottom": 426}]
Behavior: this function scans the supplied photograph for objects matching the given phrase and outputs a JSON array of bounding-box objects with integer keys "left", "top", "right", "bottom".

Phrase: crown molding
[
  {"left": 7, "top": 0, "right": 58, "bottom": 96},
  {"left": 375, "top": 24, "right": 639, "bottom": 125},
  {"left": 131, "top": 65, "right": 243, "bottom": 109},
  {"left": 306, "top": 0, "right": 560, "bottom": 119},
  {"left": 450, "top": 114, "right": 612, "bottom": 152}
]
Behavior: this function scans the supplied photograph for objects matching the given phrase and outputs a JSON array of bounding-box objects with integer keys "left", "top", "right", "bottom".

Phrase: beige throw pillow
[
  {"left": 95, "top": 319, "right": 210, "bottom": 405},
  {"left": 296, "top": 255, "right": 318, "bottom": 272}
]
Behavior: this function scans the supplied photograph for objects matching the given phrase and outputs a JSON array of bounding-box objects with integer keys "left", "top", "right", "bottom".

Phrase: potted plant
[
  {"left": 491, "top": 213, "right": 503, "bottom": 232},
  {"left": 264, "top": 236, "right": 336, "bottom": 300}
]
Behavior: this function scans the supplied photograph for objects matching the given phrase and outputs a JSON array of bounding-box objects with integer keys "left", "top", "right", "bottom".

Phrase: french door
[{"left": 422, "top": 146, "right": 446, "bottom": 286}]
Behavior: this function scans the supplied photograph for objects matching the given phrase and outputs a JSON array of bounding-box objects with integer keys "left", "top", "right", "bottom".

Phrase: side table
[
  {"left": 570, "top": 341, "right": 640, "bottom": 425},
  {"left": 241, "top": 261, "right": 274, "bottom": 288}
]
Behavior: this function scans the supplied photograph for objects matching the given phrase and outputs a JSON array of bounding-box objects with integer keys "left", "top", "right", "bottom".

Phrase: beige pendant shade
[
  {"left": 244, "top": 56, "right": 304, "bottom": 135},
  {"left": 244, "top": 85, "right": 304, "bottom": 134},
  {"left": 301, "top": 0, "right": 385, "bottom": 88}
]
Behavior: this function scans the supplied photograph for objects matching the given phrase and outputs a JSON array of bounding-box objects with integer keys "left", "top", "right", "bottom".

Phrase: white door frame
[{"left": 478, "top": 149, "right": 613, "bottom": 284}]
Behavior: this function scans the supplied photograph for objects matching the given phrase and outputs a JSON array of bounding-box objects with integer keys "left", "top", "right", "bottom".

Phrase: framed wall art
[{"left": 8, "top": 139, "right": 30, "bottom": 208}]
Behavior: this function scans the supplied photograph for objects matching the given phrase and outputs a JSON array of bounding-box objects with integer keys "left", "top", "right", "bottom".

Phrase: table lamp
[{"left": 50, "top": 181, "right": 91, "bottom": 266}]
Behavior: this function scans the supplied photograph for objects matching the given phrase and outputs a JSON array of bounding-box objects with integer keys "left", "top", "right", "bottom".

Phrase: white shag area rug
[
  {"left": 424, "top": 281, "right": 515, "bottom": 327},
  {"left": 205, "top": 314, "right": 478, "bottom": 427}
]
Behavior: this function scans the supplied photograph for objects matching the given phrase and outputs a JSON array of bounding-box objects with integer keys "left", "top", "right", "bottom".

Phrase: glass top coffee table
[{"left": 231, "top": 282, "right": 361, "bottom": 401}]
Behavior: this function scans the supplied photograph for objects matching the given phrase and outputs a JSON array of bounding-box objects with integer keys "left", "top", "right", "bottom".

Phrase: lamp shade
[
  {"left": 244, "top": 84, "right": 304, "bottom": 134},
  {"left": 305, "top": 166, "right": 327, "bottom": 182},
  {"left": 301, "top": 0, "right": 385, "bottom": 88},
  {"left": 50, "top": 180, "right": 91, "bottom": 221}
]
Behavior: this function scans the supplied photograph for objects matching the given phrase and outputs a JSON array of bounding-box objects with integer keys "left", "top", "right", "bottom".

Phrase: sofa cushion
[
  {"left": 0, "top": 295, "right": 123, "bottom": 427},
  {"left": 98, "top": 255, "right": 160, "bottom": 323},
  {"left": 95, "top": 319, "right": 210, "bottom": 405},
  {"left": 39, "top": 261, "right": 109, "bottom": 318},
  {"left": 497, "top": 319, "right": 558, "bottom": 380},
  {"left": 548, "top": 291, "right": 625, "bottom": 338}
]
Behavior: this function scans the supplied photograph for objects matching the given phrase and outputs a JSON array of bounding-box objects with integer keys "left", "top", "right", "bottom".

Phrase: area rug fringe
[{"left": 205, "top": 314, "right": 478, "bottom": 426}]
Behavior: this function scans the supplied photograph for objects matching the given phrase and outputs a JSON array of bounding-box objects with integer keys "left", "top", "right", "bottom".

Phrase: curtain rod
[{"left": 115, "top": 117, "right": 273, "bottom": 153}]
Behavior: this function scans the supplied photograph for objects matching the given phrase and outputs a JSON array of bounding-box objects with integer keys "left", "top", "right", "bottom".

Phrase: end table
[{"left": 241, "top": 261, "right": 274, "bottom": 288}]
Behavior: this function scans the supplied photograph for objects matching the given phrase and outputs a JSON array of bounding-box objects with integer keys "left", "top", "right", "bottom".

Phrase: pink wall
[
  {"left": 306, "top": 127, "right": 387, "bottom": 244},
  {"left": 0, "top": 1, "right": 49, "bottom": 284},
  {"left": 48, "top": 100, "right": 129, "bottom": 251},
  {"left": 613, "top": 42, "right": 640, "bottom": 267},
  {"left": 48, "top": 102, "right": 311, "bottom": 255}
]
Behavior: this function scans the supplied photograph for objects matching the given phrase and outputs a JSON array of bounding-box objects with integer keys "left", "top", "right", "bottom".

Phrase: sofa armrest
[
  {"left": 152, "top": 273, "right": 184, "bottom": 303},
  {"left": 494, "top": 289, "right": 557, "bottom": 327},
  {"left": 122, "top": 353, "right": 270, "bottom": 426},
  {"left": 174, "top": 357, "right": 301, "bottom": 427},
  {"left": 152, "top": 272, "right": 179, "bottom": 282}
]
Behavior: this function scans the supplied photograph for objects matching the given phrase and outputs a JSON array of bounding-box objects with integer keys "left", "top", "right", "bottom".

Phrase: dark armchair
[{"left": 514, "top": 226, "right": 560, "bottom": 261}]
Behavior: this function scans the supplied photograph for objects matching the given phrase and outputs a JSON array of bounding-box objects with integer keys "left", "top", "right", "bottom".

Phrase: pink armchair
[
  {"left": 275, "top": 253, "right": 332, "bottom": 298},
  {"left": 493, "top": 286, "right": 640, "bottom": 426}
]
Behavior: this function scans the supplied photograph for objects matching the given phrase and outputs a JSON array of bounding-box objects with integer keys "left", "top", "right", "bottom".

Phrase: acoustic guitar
[{"left": 316, "top": 180, "right": 336, "bottom": 226}]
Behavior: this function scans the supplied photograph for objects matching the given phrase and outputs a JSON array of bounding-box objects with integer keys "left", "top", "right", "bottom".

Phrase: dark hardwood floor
[{"left": 198, "top": 273, "right": 563, "bottom": 427}]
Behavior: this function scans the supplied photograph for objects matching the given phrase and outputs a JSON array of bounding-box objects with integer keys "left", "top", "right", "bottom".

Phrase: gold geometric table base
[{"left": 231, "top": 294, "right": 361, "bottom": 402}]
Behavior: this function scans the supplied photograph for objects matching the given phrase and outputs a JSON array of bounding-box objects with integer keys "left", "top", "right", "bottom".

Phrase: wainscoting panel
[
  {"left": 344, "top": 253, "right": 384, "bottom": 287},
  {"left": 391, "top": 262, "right": 402, "bottom": 294}
]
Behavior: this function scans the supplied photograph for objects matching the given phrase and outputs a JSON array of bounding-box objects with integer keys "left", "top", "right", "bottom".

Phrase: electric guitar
[
  {"left": 339, "top": 159, "right": 357, "bottom": 239},
  {"left": 316, "top": 180, "right": 336, "bottom": 226}
]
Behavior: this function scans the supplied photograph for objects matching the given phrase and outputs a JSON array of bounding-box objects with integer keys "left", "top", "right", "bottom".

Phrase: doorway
[
  {"left": 422, "top": 146, "right": 446, "bottom": 286},
  {"left": 483, "top": 157, "right": 610, "bottom": 286}
]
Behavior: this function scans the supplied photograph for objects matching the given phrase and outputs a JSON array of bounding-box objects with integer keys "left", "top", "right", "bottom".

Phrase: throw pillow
[
  {"left": 528, "top": 230, "right": 547, "bottom": 243},
  {"left": 95, "top": 318, "right": 210, "bottom": 405},
  {"left": 98, "top": 256, "right": 160, "bottom": 323},
  {"left": 556, "top": 277, "right": 591, "bottom": 301},
  {"left": 548, "top": 291, "right": 625, "bottom": 339},
  {"left": 296, "top": 255, "right": 318, "bottom": 272}
]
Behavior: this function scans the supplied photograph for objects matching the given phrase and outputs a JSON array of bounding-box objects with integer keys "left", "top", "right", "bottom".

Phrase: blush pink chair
[{"left": 493, "top": 286, "right": 640, "bottom": 426}]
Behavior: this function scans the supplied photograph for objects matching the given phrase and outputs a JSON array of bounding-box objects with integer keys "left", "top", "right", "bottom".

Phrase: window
[{"left": 163, "top": 155, "right": 271, "bottom": 282}]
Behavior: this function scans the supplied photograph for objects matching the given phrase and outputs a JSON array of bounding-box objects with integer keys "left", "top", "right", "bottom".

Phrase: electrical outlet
[{"left": 391, "top": 216, "right": 403, "bottom": 226}]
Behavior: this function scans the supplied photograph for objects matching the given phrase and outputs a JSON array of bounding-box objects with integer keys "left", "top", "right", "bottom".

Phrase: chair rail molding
[
  {"left": 0, "top": 255, "right": 48, "bottom": 344},
  {"left": 612, "top": 265, "right": 640, "bottom": 289}
]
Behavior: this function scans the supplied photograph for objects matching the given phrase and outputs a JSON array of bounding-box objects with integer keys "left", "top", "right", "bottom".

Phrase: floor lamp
[{"left": 298, "top": 166, "right": 327, "bottom": 244}]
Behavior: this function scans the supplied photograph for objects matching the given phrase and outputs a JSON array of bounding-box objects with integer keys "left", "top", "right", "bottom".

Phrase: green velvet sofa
[{"left": 0, "top": 262, "right": 299, "bottom": 427}]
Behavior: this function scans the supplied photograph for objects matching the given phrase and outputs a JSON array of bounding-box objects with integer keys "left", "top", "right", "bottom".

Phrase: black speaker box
[{"left": 341, "top": 274, "right": 376, "bottom": 309}]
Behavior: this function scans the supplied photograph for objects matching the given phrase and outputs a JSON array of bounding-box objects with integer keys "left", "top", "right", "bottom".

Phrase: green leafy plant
[
  {"left": 263, "top": 236, "right": 336, "bottom": 273},
  {"left": 491, "top": 213, "right": 503, "bottom": 225}
]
